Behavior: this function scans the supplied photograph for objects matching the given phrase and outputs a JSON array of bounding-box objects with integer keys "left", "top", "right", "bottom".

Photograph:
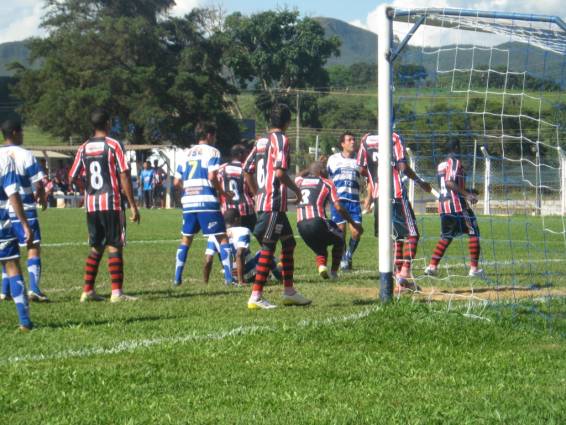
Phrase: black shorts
[
  {"left": 87, "top": 210, "right": 126, "bottom": 248},
  {"left": 440, "top": 209, "right": 480, "bottom": 240},
  {"left": 374, "top": 197, "right": 419, "bottom": 240},
  {"left": 254, "top": 212, "right": 293, "bottom": 244},
  {"left": 241, "top": 213, "right": 257, "bottom": 233},
  {"left": 297, "top": 218, "right": 344, "bottom": 255}
]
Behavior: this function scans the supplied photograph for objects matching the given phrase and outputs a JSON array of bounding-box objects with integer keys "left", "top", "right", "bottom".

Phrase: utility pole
[{"left": 295, "top": 92, "right": 300, "bottom": 174}]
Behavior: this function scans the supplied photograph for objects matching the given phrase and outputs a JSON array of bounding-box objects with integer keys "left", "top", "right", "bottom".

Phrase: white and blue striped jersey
[
  {"left": 326, "top": 152, "right": 361, "bottom": 202},
  {"left": 176, "top": 144, "right": 221, "bottom": 212},
  {"left": 205, "top": 226, "right": 256, "bottom": 281},
  {"left": 3, "top": 145, "right": 45, "bottom": 219},
  {"left": 0, "top": 154, "right": 20, "bottom": 243}
]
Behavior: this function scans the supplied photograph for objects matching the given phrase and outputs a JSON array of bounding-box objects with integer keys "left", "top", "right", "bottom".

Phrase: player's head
[
  {"left": 339, "top": 132, "right": 356, "bottom": 155},
  {"left": 196, "top": 124, "right": 216, "bottom": 145},
  {"left": 1, "top": 117, "right": 23, "bottom": 145},
  {"left": 308, "top": 161, "right": 325, "bottom": 177},
  {"left": 153, "top": 160, "right": 159, "bottom": 167},
  {"left": 447, "top": 139, "right": 461, "bottom": 156},
  {"left": 223, "top": 209, "right": 240, "bottom": 228},
  {"left": 270, "top": 103, "right": 291, "bottom": 131},
  {"left": 90, "top": 108, "right": 110, "bottom": 133},
  {"left": 230, "top": 144, "right": 246, "bottom": 162},
  {"left": 143, "top": 161, "right": 150, "bottom": 169}
]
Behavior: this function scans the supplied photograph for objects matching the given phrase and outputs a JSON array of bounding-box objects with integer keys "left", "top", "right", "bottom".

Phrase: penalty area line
[{"left": 5, "top": 306, "right": 380, "bottom": 365}]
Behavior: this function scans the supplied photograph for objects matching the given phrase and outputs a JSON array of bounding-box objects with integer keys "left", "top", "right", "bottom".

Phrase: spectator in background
[
  {"left": 139, "top": 161, "right": 155, "bottom": 209},
  {"left": 153, "top": 159, "right": 166, "bottom": 208}
]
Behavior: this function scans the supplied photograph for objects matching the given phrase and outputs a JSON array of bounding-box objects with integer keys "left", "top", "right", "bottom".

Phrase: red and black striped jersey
[
  {"left": 218, "top": 160, "right": 255, "bottom": 216},
  {"left": 243, "top": 132, "right": 290, "bottom": 212},
  {"left": 357, "top": 132, "right": 407, "bottom": 199},
  {"left": 437, "top": 155, "right": 466, "bottom": 214},
  {"left": 69, "top": 136, "right": 129, "bottom": 212},
  {"left": 295, "top": 175, "right": 339, "bottom": 222}
]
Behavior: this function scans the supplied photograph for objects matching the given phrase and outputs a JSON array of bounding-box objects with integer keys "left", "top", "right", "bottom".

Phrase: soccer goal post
[{"left": 376, "top": 5, "right": 566, "bottom": 321}]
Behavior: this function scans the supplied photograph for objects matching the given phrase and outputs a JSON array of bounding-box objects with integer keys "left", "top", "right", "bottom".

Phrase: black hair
[
  {"left": 91, "top": 108, "right": 110, "bottom": 132},
  {"left": 447, "top": 139, "right": 461, "bottom": 154},
  {"left": 223, "top": 209, "right": 240, "bottom": 226},
  {"left": 230, "top": 144, "right": 246, "bottom": 160},
  {"left": 1, "top": 118, "right": 22, "bottom": 140},
  {"left": 339, "top": 132, "right": 355, "bottom": 148},
  {"left": 270, "top": 103, "right": 291, "bottom": 129},
  {"left": 196, "top": 124, "right": 216, "bottom": 142}
]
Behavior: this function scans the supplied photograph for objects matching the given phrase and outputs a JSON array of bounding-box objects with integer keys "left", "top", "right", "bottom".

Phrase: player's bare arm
[
  {"left": 445, "top": 180, "right": 478, "bottom": 204},
  {"left": 243, "top": 171, "right": 257, "bottom": 196},
  {"left": 275, "top": 168, "right": 301, "bottom": 200},
  {"left": 8, "top": 192, "right": 32, "bottom": 247},
  {"left": 398, "top": 162, "right": 432, "bottom": 193},
  {"left": 209, "top": 170, "right": 233, "bottom": 201},
  {"left": 334, "top": 201, "right": 364, "bottom": 234},
  {"left": 120, "top": 170, "right": 140, "bottom": 223}
]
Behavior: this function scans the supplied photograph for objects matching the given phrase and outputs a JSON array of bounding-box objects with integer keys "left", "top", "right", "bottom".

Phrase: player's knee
[
  {"left": 261, "top": 242, "right": 276, "bottom": 252},
  {"left": 281, "top": 237, "right": 296, "bottom": 251}
]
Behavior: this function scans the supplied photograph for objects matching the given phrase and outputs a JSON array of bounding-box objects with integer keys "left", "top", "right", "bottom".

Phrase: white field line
[{"left": 4, "top": 306, "right": 380, "bottom": 365}]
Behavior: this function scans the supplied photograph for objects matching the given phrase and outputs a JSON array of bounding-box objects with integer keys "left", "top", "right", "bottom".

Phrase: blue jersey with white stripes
[
  {"left": 0, "top": 154, "right": 20, "bottom": 243},
  {"left": 3, "top": 145, "right": 44, "bottom": 219},
  {"left": 205, "top": 226, "right": 256, "bottom": 281},
  {"left": 326, "top": 152, "right": 361, "bottom": 203},
  {"left": 176, "top": 144, "right": 221, "bottom": 212}
]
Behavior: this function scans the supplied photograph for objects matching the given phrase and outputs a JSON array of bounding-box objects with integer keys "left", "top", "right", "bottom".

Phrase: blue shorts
[
  {"left": 182, "top": 211, "right": 226, "bottom": 236},
  {"left": 0, "top": 238, "right": 20, "bottom": 261},
  {"left": 330, "top": 200, "right": 362, "bottom": 224},
  {"left": 11, "top": 218, "right": 41, "bottom": 246}
]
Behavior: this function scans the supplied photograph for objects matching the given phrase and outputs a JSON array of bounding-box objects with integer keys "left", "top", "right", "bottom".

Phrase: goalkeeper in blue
[
  {"left": 0, "top": 151, "right": 34, "bottom": 331},
  {"left": 173, "top": 125, "right": 234, "bottom": 286}
]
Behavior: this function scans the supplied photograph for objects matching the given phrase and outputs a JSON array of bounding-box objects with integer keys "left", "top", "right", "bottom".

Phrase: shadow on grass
[{"left": 39, "top": 313, "right": 187, "bottom": 329}]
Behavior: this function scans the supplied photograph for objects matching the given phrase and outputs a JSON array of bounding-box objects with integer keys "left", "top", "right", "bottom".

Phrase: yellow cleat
[
  {"left": 282, "top": 292, "right": 312, "bottom": 306},
  {"left": 247, "top": 298, "right": 276, "bottom": 310},
  {"left": 110, "top": 293, "right": 138, "bottom": 303},
  {"left": 318, "top": 265, "right": 329, "bottom": 279},
  {"left": 80, "top": 290, "right": 105, "bottom": 303}
]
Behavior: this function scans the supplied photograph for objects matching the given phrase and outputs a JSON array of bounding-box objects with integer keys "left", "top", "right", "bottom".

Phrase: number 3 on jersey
[{"left": 90, "top": 160, "right": 104, "bottom": 190}]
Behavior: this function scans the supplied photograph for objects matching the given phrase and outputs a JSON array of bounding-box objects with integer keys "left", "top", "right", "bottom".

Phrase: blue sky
[{"left": 0, "top": 0, "right": 562, "bottom": 44}]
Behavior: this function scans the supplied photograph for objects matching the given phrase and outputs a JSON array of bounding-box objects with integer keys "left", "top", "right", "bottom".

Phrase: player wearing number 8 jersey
[
  {"left": 243, "top": 103, "right": 310, "bottom": 309},
  {"left": 69, "top": 109, "right": 140, "bottom": 303}
]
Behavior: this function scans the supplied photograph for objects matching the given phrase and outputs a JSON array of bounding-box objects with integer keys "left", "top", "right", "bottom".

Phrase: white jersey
[
  {"left": 3, "top": 145, "right": 44, "bottom": 216},
  {"left": 326, "top": 152, "right": 361, "bottom": 202},
  {"left": 0, "top": 152, "right": 19, "bottom": 243},
  {"left": 175, "top": 144, "right": 221, "bottom": 212}
]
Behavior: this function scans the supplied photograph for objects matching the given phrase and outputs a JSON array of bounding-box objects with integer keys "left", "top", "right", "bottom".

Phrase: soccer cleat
[
  {"left": 28, "top": 290, "right": 49, "bottom": 303},
  {"left": 424, "top": 266, "right": 438, "bottom": 277},
  {"left": 110, "top": 293, "right": 139, "bottom": 303},
  {"left": 80, "top": 290, "right": 105, "bottom": 303},
  {"left": 468, "top": 268, "right": 485, "bottom": 278},
  {"left": 395, "top": 277, "right": 421, "bottom": 293},
  {"left": 282, "top": 292, "right": 312, "bottom": 306},
  {"left": 247, "top": 298, "right": 277, "bottom": 310},
  {"left": 318, "top": 265, "right": 329, "bottom": 279},
  {"left": 340, "top": 259, "right": 352, "bottom": 272},
  {"left": 19, "top": 324, "right": 33, "bottom": 333},
  {"left": 173, "top": 280, "right": 182, "bottom": 287},
  {"left": 329, "top": 271, "right": 339, "bottom": 280},
  {"left": 0, "top": 293, "right": 12, "bottom": 302}
]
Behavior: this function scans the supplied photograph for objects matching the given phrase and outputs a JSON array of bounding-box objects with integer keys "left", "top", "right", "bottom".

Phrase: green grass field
[{"left": 1, "top": 209, "right": 565, "bottom": 424}]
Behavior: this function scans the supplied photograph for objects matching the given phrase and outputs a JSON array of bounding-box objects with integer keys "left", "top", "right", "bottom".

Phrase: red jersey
[
  {"left": 69, "top": 136, "right": 129, "bottom": 212},
  {"left": 243, "top": 132, "right": 290, "bottom": 212},
  {"left": 437, "top": 155, "right": 466, "bottom": 214},
  {"left": 218, "top": 160, "right": 255, "bottom": 216},
  {"left": 357, "top": 132, "right": 406, "bottom": 199},
  {"left": 295, "top": 175, "right": 339, "bottom": 222}
]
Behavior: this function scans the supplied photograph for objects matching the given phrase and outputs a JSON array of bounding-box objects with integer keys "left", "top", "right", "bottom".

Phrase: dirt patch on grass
[{"left": 334, "top": 285, "right": 566, "bottom": 302}]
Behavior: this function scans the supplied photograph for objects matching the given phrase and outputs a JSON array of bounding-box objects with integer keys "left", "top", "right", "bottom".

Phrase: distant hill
[{"left": 0, "top": 41, "right": 32, "bottom": 76}]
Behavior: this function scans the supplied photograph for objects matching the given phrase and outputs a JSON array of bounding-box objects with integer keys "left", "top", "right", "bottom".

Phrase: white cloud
[
  {"left": 0, "top": 1, "right": 45, "bottom": 44},
  {"left": 170, "top": 0, "right": 201, "bottom": 17},
  {"left": 354, "top": 0, "right": 566, "bottom": 47}
]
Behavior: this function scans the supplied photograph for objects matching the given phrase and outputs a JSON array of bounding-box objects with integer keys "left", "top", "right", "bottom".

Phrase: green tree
[
  {"left": 222, "top": 10, "right": 340, "bottom": 125},
  {"left": 11, "top": 0, "right": 238, "bottom": 147}
]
